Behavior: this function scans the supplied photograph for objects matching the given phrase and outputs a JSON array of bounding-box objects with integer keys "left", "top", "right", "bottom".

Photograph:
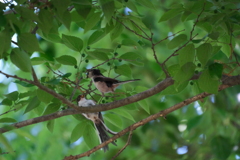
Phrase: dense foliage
[{"left": 0, "top": 0, "right": 240, "bottom": 160}]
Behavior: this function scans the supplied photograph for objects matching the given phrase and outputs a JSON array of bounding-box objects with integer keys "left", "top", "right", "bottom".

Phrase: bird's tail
[
  {"left": 94, "top": 120, "right": 117, "bottom": 152},
  {"left": 118, "top": 79, "right": 140, "bottom": 85}
]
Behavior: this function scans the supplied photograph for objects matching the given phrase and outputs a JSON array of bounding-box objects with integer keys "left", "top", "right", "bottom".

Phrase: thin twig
[
  {"left": 111, "top": 130, "right": 133, "bottom": 160},
  {"left": 190, "top": 2, "right": 206, "bottom": 38}
]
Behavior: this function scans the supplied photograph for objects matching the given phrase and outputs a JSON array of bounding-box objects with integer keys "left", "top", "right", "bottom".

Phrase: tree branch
[
  {"left": 111, "top": 130, "right": 133, "bottom": 160},
  {"left": 0, "top": 74, "right": 239, "bottom": 134},
  {"left": 63, "top": 77, "right": 239, "bottom": 159}
]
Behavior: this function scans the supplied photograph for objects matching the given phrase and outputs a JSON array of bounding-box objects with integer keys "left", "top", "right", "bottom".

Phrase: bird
[
  {"left": 87, "top": 69, "right": 140, "bottom": 96},
  {"left": 77, "top": 94, "right": 117, "bottom": 152}
]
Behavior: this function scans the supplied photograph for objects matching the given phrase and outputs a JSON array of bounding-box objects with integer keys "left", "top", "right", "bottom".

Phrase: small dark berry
[
  {"left": 102, "top": 100, "right": 105, "bottom": 103},
  {"left": 114, "top": 52, "right": 118, "bottom": 56},
  {"left": 195, "top": 70, "right": 199, "bottom": 74},
  {"left": 74, "top": 65, "right": 77, "bottom": 69},
  {"left": 82, "top": 53, "right": 85, "bottom": 57},
  {"left": 118, "top": 59, "right": 122, "bottom": 62},
  {"left": 197, "top": 63, "right": 201, "bottom": 67},
  {"left": 214, "top": 10, "right": 218, "bottom": 14},
  {"left": 85, "top": 59, "right": 89, "bottom": 63},
  {"left": 87, "top": 46, "right": 90, "bottom": 50},
  {"left": 190, "top": 81, "right": 194, "bottom": 85},
  {"left": 107, "top": 62, "right": 111, "bottom": 66},
  {"left": 125, "top": 0, "right": 128, "bottom": 2},
  {"left": 117, "top": 44, "right": 121, "bottom": 48},
  {"left": 221, "top": 6, "right": 225, "bottom": 10},
  {"left": 105, "top": 97, "right": 109, "bottom": 100}
]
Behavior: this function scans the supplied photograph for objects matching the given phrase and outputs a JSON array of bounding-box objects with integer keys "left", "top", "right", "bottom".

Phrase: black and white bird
[
  {"left": 87, "top": 69, "right": 140, "bottom": 96},
  {"left": 77, "top": 95, "right": 117, "bottom": 152}
]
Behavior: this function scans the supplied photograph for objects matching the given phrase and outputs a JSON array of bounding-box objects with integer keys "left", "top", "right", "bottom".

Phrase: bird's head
[
  {"left": 86, "top": 69, "right": 103, "bottom": 78},
  {"left": 76, "top": 94, "right": 85, "bottom": 102}
]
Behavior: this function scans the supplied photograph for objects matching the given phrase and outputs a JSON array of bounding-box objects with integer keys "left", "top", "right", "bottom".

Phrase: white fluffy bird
[{"left": 77, "top": 95, "right": 117, "bottom": 151}]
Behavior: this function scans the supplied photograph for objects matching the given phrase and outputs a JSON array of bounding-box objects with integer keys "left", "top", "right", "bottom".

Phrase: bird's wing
[{"left": 94, "top": 77, "right": 119, "bottom": 87}]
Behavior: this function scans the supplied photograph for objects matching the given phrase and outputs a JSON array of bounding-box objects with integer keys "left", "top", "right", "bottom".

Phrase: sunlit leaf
[
  {"left": 114, "top": 64, "right": 132, "bottom": 78},
  {"left": 37, "top": 89, "right": 54, "bottom": 104},
  {"left": 10, "top": 48, "right": 32, "bottom": 72},
  {"left": 104, "top": 113, "right": 123, "bottom": 128},
  {"left": 47, "top": 120, "right": 55, "bottom": 133},
  {"left": 56, "top": 55, "right": 77, "bottom": 66},
  {"left": 168, "top": 34, "right": 187, "bottom": 49},
  {"left": 198, "top": 69, "right": 220, "bottom": 94},
  {"left": 0, "top": 118, "right": 17, "bottom": 123},
  {"left": 62, "top": 34, "right": 84, "bottom": 52},
  {"left": 196, "top": 43, "right": 213, "bottom": 66},
  {"left": 24, "top": 96, "right": 41, "bottom": 114},
  {"left": 4, "top": 91, "right": 19, "bottom": 101}
]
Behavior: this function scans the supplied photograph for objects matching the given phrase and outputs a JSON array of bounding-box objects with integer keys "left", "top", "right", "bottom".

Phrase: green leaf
[
  {"left": 219, "top": 35, "right": 235, "bottom": 58},
  {"left": 209, "top": 63, "right": 223, "bottom": 80},
  {"left": 197, "top": 22, "right": 212, "bottom": 33},
  {"left": 178, "top": 44, "right": 195, "bottom": 66},
  {"left": 161, "top": 81, "right": 188, "bottom": 95},
  {"left": 37, "top": 89, "right": 54, "bottom": 104},
  {"left": 71, "top": 121, "right": 87, "bottom": 143},
  {"left": 135, "top": 86, "right": 149, "bottom": 114},
  {"left": 88, "top": 30, "right": 106, "bottom": 45},
  {"left": 84, "top": 11, "right": 102, "bottom": 33},
  {"left": 62, "top": 34, "right": 84, "bottom": 52},
  {"left": 211, "top": 136, "right": 232, "bottom": 160},
  {"left": 0, "top": 98, "right": 12, "bottom": 106},
  {"left": 14, "top": 80, "right": 34, "bottom": 87},
  {"left": 18, "top": 33, "right": 43, "bottom": 53},
  {"left": 56, "top": 55, "right": 77, "bottom": 66},
  {"left": 137, "top": 0, "right": 156, "bottom": 10},
  {"left": 119, "top": 52, "right": 143, "bottom": 66},
  {"left": 198, "top": 69, "right": 219, "bottom": 94},
  {"left": 42, "top": 103, "right": 61, "bottom": 115},
  {"left": 174, "top": 62, "right": 196, "bottom": 83},
  {"left": 104, "top": 113, "right": 123, "bottom": 128},
  {"left": 196, "top": 43, "right": 213, "bottom": 66},
  {"left": 61, "top": 73, "right": 72, "bottom": 78},
  {"left": 83, "top": 122, "right": 99, "bottom": 149},
  {"left": 87, "top": 51, "right": 109, "bottom": 61},
  {"left": 122, "top": 39, "right": 139, "bottom": 47},
  {"left": 47, "top": 120, "right": 55, "bottom": 133},
  {"left": 31, "top": 57, "right": 48, "bottom": 65},
  {"left": 167, "top": 64, "right": 180, "bottom": 77},
  {"left": 72, "top": 0, "right": 91, "bottom": 5},
  {"left": 114, "top": 64, "right": 132, "bottom": 78},
  {"left": 44, "top": 78, "right": 61, "bottom": 85},
  {"left": 10, "top": 48, "right": 32, "bottom": 72},
  {"left": 4, "top": 91, "right": 19, "bottom": 101},
  {"left": 38, "top": 9, "right": 53, "bottom": 34},
  {"left": 14, "top": 6, "right": 38, "bottom": 21},
  {"left": 58, "top": 11, "right": 72, "bottom": 30},
  {"left": 186, "top": 115, "right": 203, "bottom": 131},
  {"left": 24, "top": 96, "right": 41, "bottom": 114},
  {"left": 159, "top": 8, "right": 184, "bottom": 22},
  {"left": 0, "top": 134, "right": 15, "bottom": 154},
  {"left": 99, "top": 0, "right": 115, "bottom": 23},
  {"left": 168, "top": 34, "right": 187, "bottom": 49},
  {"left": 111, "top": 108, "right": 135, "bottom": 122},
  {"left": 0, "top": 30, "right": 11, "bottom": 57},
  {"left": 0, "top": 118, "right": 17, "bottom": 123},
  {"left": 110, "top": 22, "right": 124, "bottom": 40}
]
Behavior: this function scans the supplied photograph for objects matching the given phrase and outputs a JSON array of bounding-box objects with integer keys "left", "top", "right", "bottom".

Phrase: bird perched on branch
[
  {"left": 77, "top": 95, "right": 117, "bottom": 152},
  {"left": 87, "top": 69, "right": 140, "bottom": 96}
]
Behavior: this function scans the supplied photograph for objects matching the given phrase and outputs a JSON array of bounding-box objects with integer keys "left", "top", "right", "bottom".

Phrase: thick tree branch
[
  {"left": 63, "top": 76, "right": 239, "bottom": 159},
  {"left": 0, "top": 75, "right": 239, "bottom": 134}
]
